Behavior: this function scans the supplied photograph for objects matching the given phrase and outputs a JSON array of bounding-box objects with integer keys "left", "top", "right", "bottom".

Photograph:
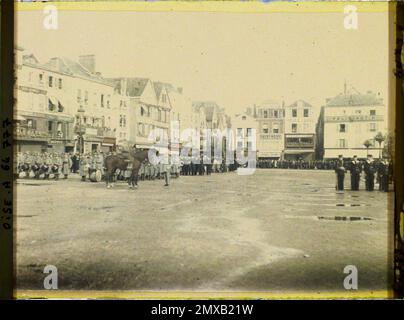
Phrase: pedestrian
[
  {"left": 79, "top": 154, "right": 88, "bottom": 181},
  {"left": 62, "top": 153, "right": 72, "bottom": 179},
  {"left": 377, "top": 158, "right": 390, "bottom": 192},
  {"left": 334, "top": 154, "right": 346, "bottom": 191},
  {"left": 364, "top": 154, "right": 376, "bottom": 191},
  {"left": 349, "top": 155, "right": 361, "bottom": 191}
]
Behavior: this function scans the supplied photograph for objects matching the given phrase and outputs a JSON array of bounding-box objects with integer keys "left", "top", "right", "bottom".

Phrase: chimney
[{"left": 78, "top": 54, "right": 95, "bottom": 73}]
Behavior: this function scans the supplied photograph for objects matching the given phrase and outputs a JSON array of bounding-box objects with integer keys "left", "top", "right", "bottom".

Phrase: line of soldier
[
  {"left": 334, "top": 154, "right": 392, "bottom": 192},
  {"left": 78, "top": 152, "right": 105, "bottom": 181},
  {"left": 16, "top": 151, "right": 73, "bottom": 180},
  {"left": 258, "top": 159, "right": 342, "bottom": 170}
]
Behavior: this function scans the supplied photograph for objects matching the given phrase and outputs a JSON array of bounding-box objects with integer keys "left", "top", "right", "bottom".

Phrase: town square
[{"left": 13, "top": 4, "right": 392, "bottom": 295}]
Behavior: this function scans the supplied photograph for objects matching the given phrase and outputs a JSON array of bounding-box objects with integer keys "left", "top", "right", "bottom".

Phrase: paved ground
[{"left": 15, "top": 169, "right": 393, "bottom": 293}]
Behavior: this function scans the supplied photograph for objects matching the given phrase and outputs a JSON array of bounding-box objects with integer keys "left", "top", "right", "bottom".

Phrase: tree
[
  {"left": 374, "top": 132, "right": 385, "bottom": 159},
  {"left": 363, "top": 140, "right": 371, "bottom": 157}
]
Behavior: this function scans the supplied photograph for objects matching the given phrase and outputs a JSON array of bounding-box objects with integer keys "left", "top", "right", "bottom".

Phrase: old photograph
[{"left": 13, "top": 1, "right": 393, "bottom": 297}]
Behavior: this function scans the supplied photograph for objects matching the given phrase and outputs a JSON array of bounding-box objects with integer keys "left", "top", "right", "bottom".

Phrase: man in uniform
[
  {"left": 334, "top": 154, "right": 346, "bottom": 191},
  {"left": 79, "top": 154, "right": 88, "bottom": 181},
  {"left": 52, "top": 153, "right": 62, "bottom": 180},
  {"left": 377, "top": 158, "right": 390, "bottom": 192},
  {"left": 96, "top": 151, "right": 105, "bottom": 177},
  {"left": 363, "top": 154, "right": 376, "bottom": 191},
  {"left": 162, "top": 154, "right": 171, "bottom": 187},
  {"left": 62, "top": 153, "right": 72, "bottom": 179},
  {"left": 349, "top": 155, "right": 361, "bottom": 191}
]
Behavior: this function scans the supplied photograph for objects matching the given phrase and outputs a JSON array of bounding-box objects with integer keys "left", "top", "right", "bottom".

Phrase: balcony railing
[
  {"left": 325, "top": 115, "right": 383, "bottom": 122},
  {"left": 260, "top": 133, "right": 282, "bottom": 140},
  {"left": 14, "top": 127, "right": 49, "bottom": 140}
]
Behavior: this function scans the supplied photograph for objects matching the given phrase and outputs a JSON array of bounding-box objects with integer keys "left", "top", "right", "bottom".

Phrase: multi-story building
[
  {"left": 317, "top": 86, "right": 387, "bottom": 159},
  {"left": 14, "top": 47, "right": 75, "bottom": 153},
  {"left": 192, "top": 101, "right": 230, "bottom": 157},
  {"left": 109, "top": 78, "right": 170, "bottom": 152},
  {"left": 231, "top": 113, "right": 258, "bottom": 156},
  {"left": 283, "top": 100, "right": 316, "bottom": 160},
  {"left": 14, "top": 48, "right": 119, "bottom": 154},
  {"left": 251, "top": 100, "right": 285, "bottom": 160}
]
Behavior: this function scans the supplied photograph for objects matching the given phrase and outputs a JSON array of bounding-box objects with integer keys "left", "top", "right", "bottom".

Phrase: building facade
[
  {"left": 15, "top": 48, "right": 119, "bottom": 154},
  {"left": 283, "top": 100, "right": 316, "bottom": 160},
  {"left": 317, "top": 88, "right": 387, "bottom": 159},
  {"left": 252, "top": 100, "right": 285, "bottom": 159},
  {"left": 14, "top": 47, "right": 75, "bottom": 153}
]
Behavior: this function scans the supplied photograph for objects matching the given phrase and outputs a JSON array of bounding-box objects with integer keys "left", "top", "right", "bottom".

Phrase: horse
[{"left": 104, "top": 148, "right": 156, "bottom": 189}]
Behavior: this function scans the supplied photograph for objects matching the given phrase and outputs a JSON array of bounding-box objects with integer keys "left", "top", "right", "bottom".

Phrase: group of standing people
[
  {"left": 334, "top": 154, "right": 392, "bottom": 192},
  {"left": 16, "top": 151, "right": 73, "bottom": 180},
  {"left": 258, "top": 159, "right": 345, "bottom": 170}
]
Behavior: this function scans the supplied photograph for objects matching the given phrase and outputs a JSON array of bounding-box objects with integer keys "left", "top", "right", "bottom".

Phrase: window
[
  {"left": 369, "top": 123, "right": 377, "bottom": 132},
  {"left": 237, "top": 128, "right": 243, "bottom": 137},
  {"left": 339, "top": 139, "right": 347, "bottom": 148},
  {"left": 48, "top": 99, "right": 56, "bottom": 111},
  {"left": 48, "top": 76, "right": 53, "bottom": 87},
  {"left": 57, "top": 122, "right": 63, "bottom": 137},
  {"left": 274, "top": 110, "right": 278, "bottom": 118},
  {"left": 84, "top": 91, "right": 88, "bottom": 104},
  {"left": 292, "top": 123, "right": 297, "bottom": 133},
  {"left": 27, "top": 119, "right": 35, "bottom": 128},
  {"left": 140, "top": 106, "right": 145, "bottom": 116},
  {"left": 100, "top": 94, "right": 104, "bottom": 107},
  {"left": 39, "top": 73, "right": 44, "bottom": 85},
  {"left": 304, "top": 109, "right": 309, "bottom": 117},
  {"left": 273, "top": 123, "right": 279, "bottom": 134},
  {"left": 48, "top": 121, "right": 53, "bottom": 132},
  {"left": 158, "top": 109, "right": 162, "bottom": 121},
  {"left": 262, "top": 124, "right": 269, "bottom": 134},
  {"left": 339, "top": 124, "right": 346, "bottom": 133},
  {"left": 58, "top": 78, "right": 62, "bottom": 89},
  {"left": 120, "top": 115, "right": 127, "bottom": 128},
  {"left": 57, "top": 102, "right": 64, "bottom": 112},
  {"left": 263, "top": 110, "right": 268, "bottom": 118},
  {"left": 292, "top": 109, "right": 297, "bottom": 117},
  {"left": 370, "top": 110, "right": 376, "bottom": 116},
  {"left": 77, "top": 89, "right": 81, "bottom": 102}
]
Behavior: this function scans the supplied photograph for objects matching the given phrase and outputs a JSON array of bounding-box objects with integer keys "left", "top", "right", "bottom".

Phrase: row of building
[
  {"left": 14, "top": 47, "right": 230, "bottom": 157},
  {"left": 234, "top": 85, "right": 388, "bottom": 160},
  {"left": 15, "top": 47, "right": 389, "bottom": 160}
]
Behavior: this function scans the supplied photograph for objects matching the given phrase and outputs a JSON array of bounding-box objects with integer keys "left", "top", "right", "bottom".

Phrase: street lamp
[
  {"left": 363, "top": 139, "right": 371, "bottom": 157},
  {"left": 374, "top": 132, "right": 385, "bottom": 159}
]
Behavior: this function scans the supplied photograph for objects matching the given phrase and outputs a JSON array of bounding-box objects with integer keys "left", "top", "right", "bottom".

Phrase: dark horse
[{"left": 104, "top": 148, "right": 156, "bottom": 189}]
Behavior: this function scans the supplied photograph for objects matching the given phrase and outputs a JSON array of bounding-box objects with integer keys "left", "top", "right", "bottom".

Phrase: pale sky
[{"left": 16, "top": 9, "right": 390, "bottom": 117}]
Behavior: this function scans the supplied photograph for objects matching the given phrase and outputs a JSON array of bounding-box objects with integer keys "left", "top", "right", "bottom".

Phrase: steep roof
[
  {"left": 326, "top": 91, "right": 383, "bottom": 107},
  {"left": 287, "top": 99, "right": 312, "bottom": 109},
  {"left": 42, "top": 57, "right": 112, "bottom": 86},
  {"left": 122, "top": 78, "right": 150, "bottom": 97}
]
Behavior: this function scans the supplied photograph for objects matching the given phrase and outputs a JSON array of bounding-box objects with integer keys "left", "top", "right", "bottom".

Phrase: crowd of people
[
  {"left": 15, "top": 151, "right": 393, "bottom": 192},
  {"left": 16, "top": 151, "right": 74, "bottom": 180},
  {"left": 334, "top": 154, "right": 392, "bottom": 192},
  {"left": 258, "top": 159, "right": 345, "bottom": 170}
]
